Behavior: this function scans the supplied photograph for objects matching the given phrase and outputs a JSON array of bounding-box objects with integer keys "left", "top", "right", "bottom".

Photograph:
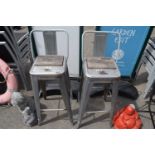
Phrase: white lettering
[{"left": 112, "top": 28, "right": 136, "bottom": 44}]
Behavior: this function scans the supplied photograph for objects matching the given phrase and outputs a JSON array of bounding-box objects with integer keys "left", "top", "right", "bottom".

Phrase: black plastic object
[
  {"left": 118, "top": 81, "right": 139, "bottom": 100},
  {"left": 0, "top": 74, "right": 7, "bottom": 94}
]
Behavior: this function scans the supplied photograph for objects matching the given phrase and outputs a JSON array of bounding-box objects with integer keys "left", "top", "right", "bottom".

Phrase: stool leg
[
  {"left": 65, "top": 67, "right": 71, "bottom": 96},
  {"left": 39, "top": 81, "right": 47, "bottom": 100},
  {"left": 31, "top": 76, "right": 41, "bottom": 125},
  {"left": 110, "top": 81, "right": 119, "bottom": 127},
  {"left": 60, "top": 75, "right": 73, "bottom": 124},
  {"left": 76, "top": 78, "right": 92, "bottom": 128}
]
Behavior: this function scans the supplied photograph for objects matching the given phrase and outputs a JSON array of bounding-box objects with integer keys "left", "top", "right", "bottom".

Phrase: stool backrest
[
  {"left": 30, "top": 29, "right": 69, "bottom": 61},
  {"left": 82, "top": 31, "right": 121, "bottom": 62}
]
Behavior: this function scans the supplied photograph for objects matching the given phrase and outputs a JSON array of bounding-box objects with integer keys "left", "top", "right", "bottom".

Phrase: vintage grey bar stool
[
  {"left": 29, "top": 29, "right": 73, "bottom": 125},
  {"left": 76, "top": 31, "right": 121, "bottom": 128}
]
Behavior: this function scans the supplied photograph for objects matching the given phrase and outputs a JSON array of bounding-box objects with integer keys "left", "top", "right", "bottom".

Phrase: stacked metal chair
[
  {"left": 76, "top": 31, "right": 121, "bottom": 128},
  {"left": 0, "top": 26, "right": 32, "bottom": 90},
  {"left": 29, "top": 29, "right": 73, "bottom": 125},
  {"left": 136, "top": 38, "right": 155, "bottom": 99},
  {"left": 136, "top": 38, "right": 155, "bottom": 128}
]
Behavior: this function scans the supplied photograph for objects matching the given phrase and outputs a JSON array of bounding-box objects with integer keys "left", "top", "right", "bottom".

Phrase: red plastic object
[{"left": 113, "top": 104, "right": 142, "bottom": 129}]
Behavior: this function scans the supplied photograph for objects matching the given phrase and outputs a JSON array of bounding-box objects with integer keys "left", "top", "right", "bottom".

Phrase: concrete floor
[{"left": 0, "top": 64, "right": 154, "bottom": 129}]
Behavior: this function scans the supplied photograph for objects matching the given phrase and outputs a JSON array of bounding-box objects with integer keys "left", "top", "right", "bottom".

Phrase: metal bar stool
[
  {"left": 76, "top": 31, "right": 121, "bottom": 128},
  {"left": 29, "top": 29, "right": 73, "bottom": 125}
]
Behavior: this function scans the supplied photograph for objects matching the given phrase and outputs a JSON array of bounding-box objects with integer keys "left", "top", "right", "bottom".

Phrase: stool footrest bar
[
  {"left": 41, "top": 108, "right": 66, "bottom": 112},
  {"left": 86, "top": 110, "right": 107, "bottom": 114}
]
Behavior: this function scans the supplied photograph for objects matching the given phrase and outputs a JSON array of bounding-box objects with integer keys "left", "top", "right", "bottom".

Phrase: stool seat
[
  {"left": 34, "top": 55, "right": 64, "bottom": 66},
  {"left": 84, "top": 58, "right": 120, "bottom": 79},
  {"left": 30, "top": 55, "right": 67, "bottom": 76},
  {"left": 87, "top": 57, "right": 116, "bottom": 69}
]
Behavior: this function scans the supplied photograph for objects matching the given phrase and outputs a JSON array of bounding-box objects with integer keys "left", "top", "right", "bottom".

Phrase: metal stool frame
[
  {"left": 77, "top": 30, "right": 121, "bottom": 128},
  {"left": 29, "top": 29, "right": 73, "bottom": 125}
]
